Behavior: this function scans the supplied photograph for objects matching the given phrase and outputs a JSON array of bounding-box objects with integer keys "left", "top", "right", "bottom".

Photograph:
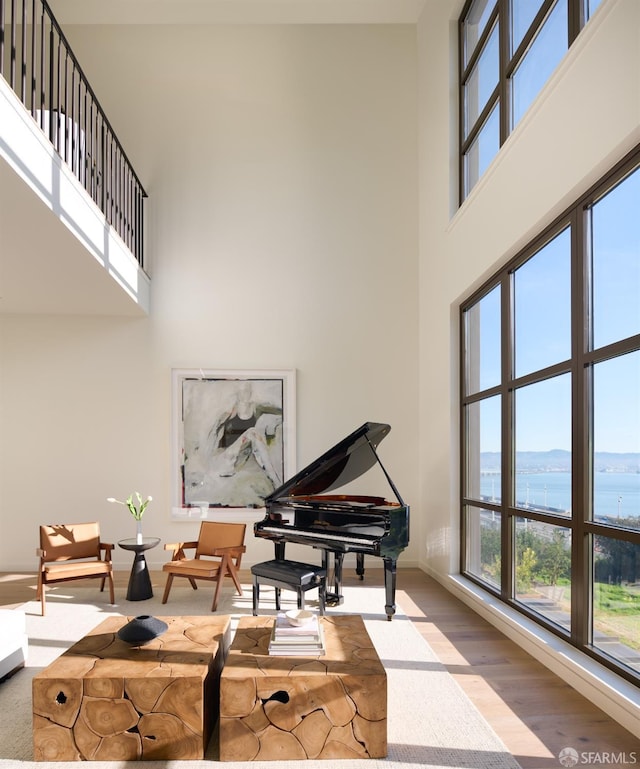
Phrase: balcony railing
[{"left": 0, "top": 0, "right": 147, "bottom": 268}]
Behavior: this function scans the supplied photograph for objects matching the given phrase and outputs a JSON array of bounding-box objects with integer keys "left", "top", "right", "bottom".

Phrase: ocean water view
[{"left": 480, "top": 471, "right": 640, "bottom": 522}]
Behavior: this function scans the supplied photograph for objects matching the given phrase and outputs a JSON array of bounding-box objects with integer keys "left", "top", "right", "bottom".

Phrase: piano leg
[
  {"left": 356, "top": 552, "right": 365, "bottom": 581},
  {"left": 383, "top": 557, "right": 397, "bottom": 621},
  {"left": 323, "top": 550, "right": 344, "bottom": 607}
]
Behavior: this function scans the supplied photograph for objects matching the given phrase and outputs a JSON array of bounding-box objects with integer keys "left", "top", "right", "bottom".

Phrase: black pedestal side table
[{"left": 118, "top": 537, "right": 161, "bottom": 601}]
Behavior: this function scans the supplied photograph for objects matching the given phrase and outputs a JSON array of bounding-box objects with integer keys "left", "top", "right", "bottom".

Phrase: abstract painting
[{"left": 172, "top": 369, "right": 296, "bottom": 517}]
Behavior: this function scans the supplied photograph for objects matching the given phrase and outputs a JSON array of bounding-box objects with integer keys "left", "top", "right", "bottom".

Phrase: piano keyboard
[{"left": 259, "top": 525, "right": 377, "bottom": 547}]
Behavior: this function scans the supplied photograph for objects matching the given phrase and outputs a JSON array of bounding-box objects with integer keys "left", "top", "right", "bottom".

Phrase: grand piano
[{"left": 254, "top": 422, "right": 409, "bottom": 620}]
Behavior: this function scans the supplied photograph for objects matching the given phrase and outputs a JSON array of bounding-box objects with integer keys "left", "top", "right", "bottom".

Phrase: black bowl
[{"left": 117, "top": 615, "right": 168, "bottom": 645}]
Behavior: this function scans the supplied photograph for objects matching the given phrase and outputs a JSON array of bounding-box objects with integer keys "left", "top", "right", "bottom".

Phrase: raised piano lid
[{"left": 265, "top": 421, "right": 403, "bottom": 504}]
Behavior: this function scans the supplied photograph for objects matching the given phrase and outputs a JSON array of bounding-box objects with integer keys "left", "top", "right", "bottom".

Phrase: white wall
[
  {"left": 416, "top": 0, "right": 640, "bottom": 731},
  {"left": 0, "top": 24, "right": 419, "bottom": 571}
]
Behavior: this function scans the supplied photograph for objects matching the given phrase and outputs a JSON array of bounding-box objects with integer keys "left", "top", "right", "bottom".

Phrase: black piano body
[{"left": 254, "top": 422, "right": 409, "bottom": 620}]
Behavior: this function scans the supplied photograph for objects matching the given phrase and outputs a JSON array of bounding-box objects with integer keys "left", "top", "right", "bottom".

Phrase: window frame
[
  {"left": 460, "top": 143, "right": 640, "bottom": 686},
  {"left": 459, "top": 0, "right": 593, "bottom": 202}
]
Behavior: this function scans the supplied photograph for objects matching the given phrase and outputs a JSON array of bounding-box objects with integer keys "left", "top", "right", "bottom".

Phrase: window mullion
[
  {"left": 460, "top": 89, "right": 499, "bottom": 156},
  {"left": 459, "top": 309, "right": 468, "bottom": 575},
  {"left": 461, "top": 2, "right": 500, "bottom": 83},
  {"left": 498, "top": 0, "right": 509, "bottom": 146},
  {"left": 507, "top": 0, "right": 557, "bottom": 75},
  {"left": 568, "top": 0, "right": 583, "bottom": 45},
  {"left": 571, "top": 206, "right": 590, "bottom": 647},
  {"left": 501, "top": 269, "right": 514, "bottom": 600},
  {"left": 458, "top": 11, "right": 465, "bottom": 205}
]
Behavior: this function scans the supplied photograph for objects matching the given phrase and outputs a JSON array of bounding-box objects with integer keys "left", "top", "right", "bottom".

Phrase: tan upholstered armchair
[
  {"left": 162, "top": 521, "right": 246, "bottom": 611},
  {"left": 37, "top": 522, "right": 115, "bottom": 616}
]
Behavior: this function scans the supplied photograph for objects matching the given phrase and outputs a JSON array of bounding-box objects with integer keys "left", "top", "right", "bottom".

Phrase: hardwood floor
[
  {"left": 394, "top": 570, "right": 639, "bottom": 768},
  {"left": 2, "top": 567, "right": 638, "bottom": 767}
]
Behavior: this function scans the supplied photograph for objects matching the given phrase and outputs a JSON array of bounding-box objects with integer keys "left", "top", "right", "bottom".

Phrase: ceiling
[{"left": 48, "top": 0, "right": 428, "bottom": 25}]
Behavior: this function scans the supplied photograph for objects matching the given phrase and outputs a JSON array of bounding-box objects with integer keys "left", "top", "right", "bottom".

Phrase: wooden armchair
[
  {"left": 37, "top": 522, "right": 115, "bottom": 616},
  {"left": 162, "top": 521, "right": 246, "bottom": 611}
]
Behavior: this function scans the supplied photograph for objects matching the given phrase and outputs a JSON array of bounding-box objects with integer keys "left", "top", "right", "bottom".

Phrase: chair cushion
[
  {"left": 251, "top": 560, "right": 326, "bottom": 586},
  {"left": 163, "top": 559, "right": 222, "bottom": 578},
  {"left": 44, "top": 561, "right": 111, "bottom": 580}
]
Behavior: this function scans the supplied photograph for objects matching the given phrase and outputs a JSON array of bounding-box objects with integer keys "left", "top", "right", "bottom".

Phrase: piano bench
[{"left": 251, "top": 559, "right": 327, "bottom": 616}]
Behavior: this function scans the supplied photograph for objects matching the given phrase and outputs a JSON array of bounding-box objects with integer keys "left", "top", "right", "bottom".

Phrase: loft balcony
[{"left": 0, "top": 0, "right": 149, "bottom": 315}]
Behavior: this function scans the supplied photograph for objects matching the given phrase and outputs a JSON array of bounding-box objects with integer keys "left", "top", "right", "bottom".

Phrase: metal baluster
[
  {"left": 20, "top": 0, "right": 25, "bottom": 101},
  {"left": 0, "top": 0, "right": 5, "bottom": 79},
  {"left": 38, "top": 1, "right": 44, "bottom": 124},
  {"left": 70, "top": 63, "right": 76, "bottom": 174},
  {"left": 62, "top": 48, "right": 68, "bottom": 163},
  {"left": 29, "top": 0, "right": 35, "bottom": 116},
  {"left": 9, "top": 0, "right": 16, "bottom": 89},
  {"left": 48, "top": 20, "right": 54, "bottom": 146}
]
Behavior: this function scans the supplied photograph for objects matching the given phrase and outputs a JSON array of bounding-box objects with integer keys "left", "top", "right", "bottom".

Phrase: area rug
[{"left": 0, "top": 582, "right": 521, "bottom": 769}]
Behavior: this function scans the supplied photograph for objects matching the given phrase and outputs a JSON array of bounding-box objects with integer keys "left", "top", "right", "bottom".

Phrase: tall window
[
  {"left": 461, "top": 146, "right": 640, "bottom": 685},
  {"left": 459, "top": 0, "right": 603, "bottom": 201}
]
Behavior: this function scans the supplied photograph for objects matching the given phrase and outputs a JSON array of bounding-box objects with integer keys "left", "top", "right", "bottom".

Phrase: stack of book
[{"left": 268, "top": 613, "right": 326, "bottom": 656}]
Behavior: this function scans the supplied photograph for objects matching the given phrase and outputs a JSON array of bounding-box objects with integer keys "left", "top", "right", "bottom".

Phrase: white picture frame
[{"left": 171, "top": 368, "right": 296, "bottom": 519}]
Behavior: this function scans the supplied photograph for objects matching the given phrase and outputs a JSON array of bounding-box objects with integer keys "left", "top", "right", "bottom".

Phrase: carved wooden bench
[
  {"left": 33, "top": 615, "right": 230, "bottom": 761},
  {"left": 220, "top": 614, "right": 387, "bottom": 760}
]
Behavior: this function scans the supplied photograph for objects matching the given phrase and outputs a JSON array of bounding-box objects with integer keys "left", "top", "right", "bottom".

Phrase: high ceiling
[
  {"left": 2, "top": 0, "right": 432, "bottom": 315},
  {"left": 49, "top": 0, "right": 428, "bottom": 26}
]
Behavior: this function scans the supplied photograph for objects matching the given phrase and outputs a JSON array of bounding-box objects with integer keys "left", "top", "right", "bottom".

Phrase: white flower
[{"left": 107, "top": 492, "right": 152, "bottom": 521}]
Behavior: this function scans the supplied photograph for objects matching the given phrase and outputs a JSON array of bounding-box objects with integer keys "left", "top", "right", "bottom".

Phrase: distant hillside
[{"left": 481, "top": 450, "right": 640, "bottom": 473}]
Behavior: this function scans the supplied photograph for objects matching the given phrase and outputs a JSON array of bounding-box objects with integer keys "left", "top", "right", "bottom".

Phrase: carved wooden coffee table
[
  {"left": 219, "top": 614, "right": 387, "bottom": 761},
  {"left": 33, "top": 614, "right": 230, "bottom": 761}
]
